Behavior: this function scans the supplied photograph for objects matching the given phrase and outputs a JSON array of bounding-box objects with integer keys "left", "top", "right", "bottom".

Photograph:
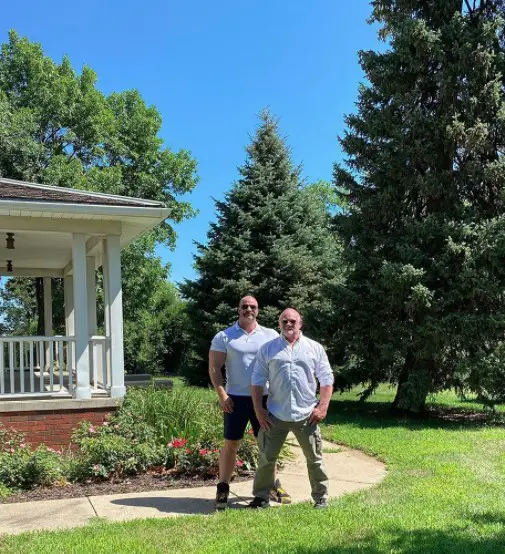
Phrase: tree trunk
[
  {"left": 392, "top": 355, "right": 432, "bottom": 414},
  {"left": 35, "top": 277, "right": 44, "bottom": 336}
]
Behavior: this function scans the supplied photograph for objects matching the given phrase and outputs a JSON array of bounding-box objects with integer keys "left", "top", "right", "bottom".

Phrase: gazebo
[{"left": 0, "top": 178, "right": 169, "bottom": 405}]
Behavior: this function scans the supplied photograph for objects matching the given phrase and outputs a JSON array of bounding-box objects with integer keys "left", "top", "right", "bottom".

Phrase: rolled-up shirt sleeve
[
  {"left": 210, "top": 332, "right": 226, "bottom": 353},
  {"left": 314, "top": 344, "right": 334, "bottom": 387},
  {"left": 251, "top": 345, "right": 269, "bottom": 388}
]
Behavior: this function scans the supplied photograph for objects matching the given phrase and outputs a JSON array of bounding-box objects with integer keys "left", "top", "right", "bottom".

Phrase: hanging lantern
[
  {"left": 6, "top": 233, "right": 14, "bottom": 250},
  {"left": 6, "top": 260, "right": 13, "bottom": 272}
]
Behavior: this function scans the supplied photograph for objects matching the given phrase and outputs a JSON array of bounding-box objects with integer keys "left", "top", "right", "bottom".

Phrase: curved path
[{"left": 0, "top": 438, "right": 387, "bottom": 535}]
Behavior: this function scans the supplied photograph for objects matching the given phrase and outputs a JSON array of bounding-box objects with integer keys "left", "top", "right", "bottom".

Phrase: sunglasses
[{"left": 281, "top": 319, "right": 298, "bottom": 325}]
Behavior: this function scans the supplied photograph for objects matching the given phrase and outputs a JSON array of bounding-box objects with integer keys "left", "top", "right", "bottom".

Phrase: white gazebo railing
[
  {"left": 89, "top": 335, "right": 111, "bottom": 391},
  {"left": 0, "top": 335, "right": 110, "bottom": 398}
]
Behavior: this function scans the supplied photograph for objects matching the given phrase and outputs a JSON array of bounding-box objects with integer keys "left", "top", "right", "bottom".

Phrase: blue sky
[{"left": 2, "top": 1, "right": 382, "bottom": 284}]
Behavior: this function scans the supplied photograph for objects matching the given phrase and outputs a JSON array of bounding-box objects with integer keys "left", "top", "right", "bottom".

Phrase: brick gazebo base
[{"left": 0, "top": 398, "right": 120, "bottom": 449}]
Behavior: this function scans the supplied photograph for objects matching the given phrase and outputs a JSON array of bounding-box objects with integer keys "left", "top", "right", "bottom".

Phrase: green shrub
[
  {"left": 164, "top": 438, "right": 220, "bottom": 477},
  {"left": 0, "top": 482, "right": 10, "bottom": 499},
  {"left": 0, "top": 449, "right": 31, "bottom": 488},
  {"left": 0, "top": 424, "right": 26, "bottom": 453},
  {"left": 72, "top": 421, "right": 164, "bottom": 479},
  {"left": 22, "top": 446, "right": 65, "bottom": 487},
  {"left": 0, "top": 440, "right": 65, "bottom": 490}
]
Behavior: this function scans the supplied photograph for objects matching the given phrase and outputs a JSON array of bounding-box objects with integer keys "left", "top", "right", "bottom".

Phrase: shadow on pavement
[{"left": 110, "top": 495, "right": 252, "bottom": 515}]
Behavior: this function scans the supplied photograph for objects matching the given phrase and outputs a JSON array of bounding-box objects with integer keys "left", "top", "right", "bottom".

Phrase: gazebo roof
[
  {"left": 0, "top": 178, "right": 171, "bottom": 277},
  {"left": 0, "top": 178, "right": 164, "bottom": 207}
]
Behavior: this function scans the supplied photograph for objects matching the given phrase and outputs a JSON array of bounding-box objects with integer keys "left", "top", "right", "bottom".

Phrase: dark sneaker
[
  {"left": 269, "top": 478, "right": 292, "bottom": 504},
  {"left": 248, "top": 496, "right": 270, "bottom": 509},
  {"left": 314, "top": 497, "right": 329, "bottom": 509},
  {"left": 215, "top": 482, "right": 229, "bottom": 511}
]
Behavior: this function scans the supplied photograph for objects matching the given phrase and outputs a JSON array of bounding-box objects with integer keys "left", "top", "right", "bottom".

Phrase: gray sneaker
[{"left": 314, "top": 497, "right": 329, "bottom": 509}]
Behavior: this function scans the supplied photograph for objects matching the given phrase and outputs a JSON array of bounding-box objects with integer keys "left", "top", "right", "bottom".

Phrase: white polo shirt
[
  {"left": 251, "top": 333, "right": 334, "bottom": 422},
  {"left": 210, "top": 322, "right": 278, "bottom": 396}
]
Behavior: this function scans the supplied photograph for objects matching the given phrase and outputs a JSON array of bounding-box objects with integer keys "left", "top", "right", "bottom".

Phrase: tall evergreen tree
[
  {"left": 335, "top": 0, "right": 505, "bottom": 412},
  {"left": 181, "top": 111, "right": 343, "bottom": 385}
]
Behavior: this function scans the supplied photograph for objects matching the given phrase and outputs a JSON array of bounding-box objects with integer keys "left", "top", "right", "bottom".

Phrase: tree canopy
[
  {"left": 334, "top": 0, "right": 505, "bottom": 411},
  {"left": 0, "top": 31, "right": 198, "bottom": 373}
]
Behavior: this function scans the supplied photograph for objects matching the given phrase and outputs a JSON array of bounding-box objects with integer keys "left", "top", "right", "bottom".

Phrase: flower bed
[{"left": 0, "top": 387, "right": 285, "bottom": 499}]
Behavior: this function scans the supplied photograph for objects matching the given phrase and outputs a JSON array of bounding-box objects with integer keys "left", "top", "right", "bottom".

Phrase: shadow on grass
[
  {"left": 294, "top": 523, "right": 505, "bottom": 554},
  {"left": 325, "top": 397, "right": 500, "bottom": 432}
]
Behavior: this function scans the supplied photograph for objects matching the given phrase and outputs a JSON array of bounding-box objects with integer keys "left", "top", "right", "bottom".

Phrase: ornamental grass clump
[{"left": 120, "top": 387, "right": 222, "bottom": 444}]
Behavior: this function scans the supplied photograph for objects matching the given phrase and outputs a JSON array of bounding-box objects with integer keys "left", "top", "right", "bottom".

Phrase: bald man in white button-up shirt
[{"left": 249, "top": 308, "right": 334, "bottom": 509}]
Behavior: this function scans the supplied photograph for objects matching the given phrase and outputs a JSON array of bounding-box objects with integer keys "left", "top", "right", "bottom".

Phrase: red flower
[
  {"left": 199, "top": 449, "right": 209, "bottom": 456},
  {"left": 185, "top": 448, "right": 191, "bottom": 454},
  {"left": 236, "top": 459, "right": 244, "bottom": 467},
  {"left": 169, "top": 438, "right": 187, "bottom": 448},
  {"left": 247, "top": 428, "right": 254, "bottom": 435}
]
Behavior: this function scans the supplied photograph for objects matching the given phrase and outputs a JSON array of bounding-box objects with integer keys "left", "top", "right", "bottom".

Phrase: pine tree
[
  {"left": 181, "top": 111, "right": 343, "bottom": 385},
  {"left": 335, "top": 0, "right": 505, "bottom": 412}
]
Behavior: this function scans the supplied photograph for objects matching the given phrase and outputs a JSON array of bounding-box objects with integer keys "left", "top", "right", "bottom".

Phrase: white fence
[{"left": 0, "top": 335, "right": 110, "bottom": 398}]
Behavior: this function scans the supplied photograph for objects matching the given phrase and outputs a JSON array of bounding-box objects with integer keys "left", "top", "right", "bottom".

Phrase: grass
[{"left": 1, "top": 387, "right": 505, "bottom": 553}]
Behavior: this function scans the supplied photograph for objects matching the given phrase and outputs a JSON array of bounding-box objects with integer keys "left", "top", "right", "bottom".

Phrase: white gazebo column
[
  {"left": 102, "top": 240, "right": 111, "bottom": 387},
  {"left": 72, "top": 233, "right": 91, "bottom": 400},
  {"left": 86, "top": 256, "right": 97, "bottom": 335},
  {"left": 43, "top": 277, "right": 53, "bottom": 370},
  {"left": 104, "top": 234, "right": 126, "bottom": 398},
  {"left": 87, "top": 256, "right": 97, "bottom": 388},
  {"left": 63, "top": 274, "right": 75, "bottom": 378}
]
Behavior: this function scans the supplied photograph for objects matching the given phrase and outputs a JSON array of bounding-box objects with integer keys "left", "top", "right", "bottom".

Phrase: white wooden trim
[
  {"left": 0, "top": 215, "right": 122, "bottom": 235},
  {"left": 0, "top": 200, "right": 169, "bottom": 219},
  {"left": 0, "top": 268, "right": 64, "bottom": 277}
]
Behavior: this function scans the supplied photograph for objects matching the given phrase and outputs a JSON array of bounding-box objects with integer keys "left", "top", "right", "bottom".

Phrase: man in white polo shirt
[
  {"left": 209, "top": 295, "right": 290, "bottom": 510},
  {"left": 249, "top": 307, "right": 334, "bottom": 509}
]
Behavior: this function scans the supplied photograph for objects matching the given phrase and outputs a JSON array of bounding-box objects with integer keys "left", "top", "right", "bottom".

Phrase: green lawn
[{"left": 1, "top": 388, "right": 505, "bottom": 553}]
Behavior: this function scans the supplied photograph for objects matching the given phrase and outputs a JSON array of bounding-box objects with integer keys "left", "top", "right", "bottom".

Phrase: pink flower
[
  {"left": 199, "top": 449, "right": 209, "bottom": 456},
  {"left": 236, "top": 459, "right": 244, "bottom": 467},
  {"left": 185, "top": 448, "right": 191, "bottom": 454},
  {"left": 88, "top": 425, "right": 96, "bottom": 434},
  {"left": 102, "top": 421, "right": 109, "bottom": 427},
  {"left": 168, "top": 438, "right": 187, "bottom": 448},
  {"left": 19, "top": 443, "right": 26, "bottom": 449}
]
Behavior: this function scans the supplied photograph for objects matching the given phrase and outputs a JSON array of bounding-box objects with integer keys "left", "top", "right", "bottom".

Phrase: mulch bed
[{"left": 2, "top": 471, "right": 254, "bottom": 504}]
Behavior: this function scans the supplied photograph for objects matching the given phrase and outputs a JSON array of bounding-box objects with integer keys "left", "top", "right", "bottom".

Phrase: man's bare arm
[
  {"left": 252, "top": 385, "right": 273, "bottom": 430},
  {"left": 308, "top": 385, "right": 333, "bottom": 424},
  {"left": 209, "top": 350, "right": 233, "bottom": 413}
]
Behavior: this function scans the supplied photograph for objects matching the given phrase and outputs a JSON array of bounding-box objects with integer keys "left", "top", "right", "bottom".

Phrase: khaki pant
[{"left": 253, "top": 413, "right": 329, "bottom": 502}]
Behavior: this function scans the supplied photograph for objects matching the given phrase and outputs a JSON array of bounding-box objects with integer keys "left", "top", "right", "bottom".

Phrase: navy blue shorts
[{"left": 224, "top": 395, "right": 268, "bottom": 441}]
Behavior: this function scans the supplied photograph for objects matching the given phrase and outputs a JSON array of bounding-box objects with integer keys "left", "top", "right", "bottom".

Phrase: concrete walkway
[{"left": 0, "top": 438, "right": 387, "bottom": 536}]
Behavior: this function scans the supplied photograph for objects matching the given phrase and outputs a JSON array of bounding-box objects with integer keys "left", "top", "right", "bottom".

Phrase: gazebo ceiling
[{"left": 0, "top": 178, "right": 170, "bottom": 277}]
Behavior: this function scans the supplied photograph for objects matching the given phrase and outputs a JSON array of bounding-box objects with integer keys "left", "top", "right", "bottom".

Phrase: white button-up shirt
[
  {"left": 210, "top": 323, "right": 279, "bottom": 396},
  {"left": 251, "top": 333, "right": 334, "bottom": 422}
]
